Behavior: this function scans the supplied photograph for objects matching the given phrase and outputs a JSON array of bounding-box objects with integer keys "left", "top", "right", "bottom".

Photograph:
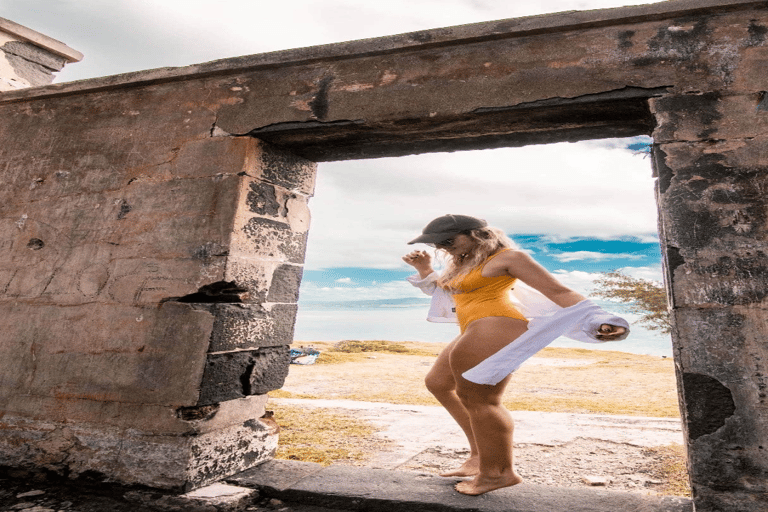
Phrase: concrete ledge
[
  {"left": 228, "top": 460, "right": 693, "bottom": 512},
  {"left": 228, "top": 459, "right": 325, "bottom": 491}
]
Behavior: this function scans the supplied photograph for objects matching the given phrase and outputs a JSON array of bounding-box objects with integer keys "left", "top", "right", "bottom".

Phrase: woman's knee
[
  {"left": 455, "top": 383, "right": 503, "bottom": 409},
  {"left": 425, "top": 372, "right": 454, "bottom": 397}
]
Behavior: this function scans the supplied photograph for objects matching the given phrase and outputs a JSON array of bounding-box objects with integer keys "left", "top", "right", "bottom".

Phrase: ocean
[{"left": 293, "top": 301, "right": 673, "bottom": 357}]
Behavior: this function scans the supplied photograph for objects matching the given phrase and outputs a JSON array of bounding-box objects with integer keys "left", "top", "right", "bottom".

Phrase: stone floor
[{"left": 1, "top": 461, "right": 693, "bottom": 512}]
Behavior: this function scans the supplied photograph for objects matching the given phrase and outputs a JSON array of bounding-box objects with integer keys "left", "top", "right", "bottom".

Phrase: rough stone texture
[
  {"left": 228, "top": 459, "right": 324, "bottom": 492},
  {"left": 0, "top": 396, "right": 278, "bottom": 490},
  {"left": 651, "top": 85, "right": 768, "bottom": 510},
  {"left": 0, "top": 85, "right": 315, "bottom": 488},
  {"left": 198, "top": 347, "right": 292, "bottom": 405},
  {"left": 2, "top": 40, "right": 67, "bottom": 71},
  {"left": 1, "top": 1, "right": 768, "bottom": 508},
  {"left": 205, "top": 303, "right": 300, "bottom": 353}
]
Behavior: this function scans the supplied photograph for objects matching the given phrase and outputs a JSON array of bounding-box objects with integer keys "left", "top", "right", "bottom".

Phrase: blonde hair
[{"left": 437, "top": 226, "right": 516, "bottom": 291}]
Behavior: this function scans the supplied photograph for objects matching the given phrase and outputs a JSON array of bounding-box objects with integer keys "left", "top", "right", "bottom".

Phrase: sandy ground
[
  {"left": 272, "top": 345, "right": 687, "bottom": 495},
  {"left": 272, "top": 397, "right": 684, "bottom": 493},
  {"left": 276, "top": 344, "right": 680, "bottom": 417}
]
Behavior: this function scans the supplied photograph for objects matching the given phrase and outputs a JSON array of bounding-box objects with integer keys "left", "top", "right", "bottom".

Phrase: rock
[
  {"left": 582, "top": 475, "right": 609, "bottom": 486},
  {"left": 16, "top": 490, "right": 45, "bottom": 498},
  {"left": 10, "top": 503, "right": 37, "bottom": 510}
]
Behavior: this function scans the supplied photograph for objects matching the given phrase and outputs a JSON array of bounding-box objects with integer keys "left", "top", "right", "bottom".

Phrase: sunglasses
[{"left": 429, "top": 237, "right": 456, "bottom": 248}]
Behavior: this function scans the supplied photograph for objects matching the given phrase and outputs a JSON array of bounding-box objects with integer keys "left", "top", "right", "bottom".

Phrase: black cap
[{"left": 408, "top": 214, "right": 487, "bottom": 244}]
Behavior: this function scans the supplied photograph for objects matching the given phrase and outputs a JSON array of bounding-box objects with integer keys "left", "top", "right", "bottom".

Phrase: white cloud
[
  {"left": 549, "top": 265, "right": 664, "bottom": 296},
  {"left": 551, "top": 251, "right": 646, "bottom": 262},
  {"left": 298, "top": 280, "right": 424, "bottom": 302},
  {"left": 550, "top": 270, "right": 602, "bottom": 295},
  {"left": 304, "top": 142, "right": 658, "bottom": 270},
  {"left": 335, "top": 277, "right": 354, "bottom": 284},
  {"left": 615, "top": 265, "right": 664, "bottom": 283}
]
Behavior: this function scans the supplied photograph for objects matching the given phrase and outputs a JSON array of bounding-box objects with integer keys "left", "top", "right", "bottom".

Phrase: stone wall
[
  {"left": 0, "top": 79, "right": 315, "bottom": 488},
  {"left": 1, "top": 0, "right": 767, "bottom": 509},
  {"left": 0, "top": 17, "right": 82, "bottom": 91}
]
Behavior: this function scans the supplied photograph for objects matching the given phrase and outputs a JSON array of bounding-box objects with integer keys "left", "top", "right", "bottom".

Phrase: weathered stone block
[
  {"left": 246, "top": 141, "right": 317, "bottom": 196},
  {"left": 267, "top": 264, "right": 304, "bottom": 303},
  {"left": 1, "top": 40, "right": 67, "bottom": 71},
  {"left": 0, "top": 301, "right": 212, "bottom": 406},
  {"left": 732, "top": 42, "right": 768, "bottom": 91},
  {"left": 172, "top": 137, "right": 257, "bottom": 179},
  {"left": 673, "top": 306, "right": 768, "bottom": 412},
  {"left": 220, "top": 256, "right": 274, "bottom": 303},
  {"left": 652, "top": 93, "right": 768, "bottom": 143},
  {"left": 231, "top": 174, "right": 312, "bottom": 261},
  {"left": 204, "top": 303, "right": 299, "bottom": 352},
  {"left": 102, "top": 257, "right": 230, "bottom": 305},
  {"left": 0, "top": 396, "right": 276, "bottom": 490},
  {"left": 234, "top": 216, "right": 309, "bottom": 264},
  {"left": 198, "top": 347, "right": 291, "bottom": 405},
  {"left": 653, "top": 140, "right": 768, "bottom": 309}
]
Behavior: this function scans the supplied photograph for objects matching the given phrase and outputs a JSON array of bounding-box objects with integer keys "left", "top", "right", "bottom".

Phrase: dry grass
[
  {"left": 272, "top": 403, "right": 391, "bottom": 466},
  {"left": 330, "top": 339, "right": 439, "bottom": 357},
  {"left": 277, "top": 342, "right": 680, "bottom": 418},
  {"left": 643, "top": 444, "right": 691, "bottom": 496}
]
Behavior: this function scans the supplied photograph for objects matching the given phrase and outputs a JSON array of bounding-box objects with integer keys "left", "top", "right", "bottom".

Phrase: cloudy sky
[{"left": 3, "top": 1, "right": 664, "bottom": 320}]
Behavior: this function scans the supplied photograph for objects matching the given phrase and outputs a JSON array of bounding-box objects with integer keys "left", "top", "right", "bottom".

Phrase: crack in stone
[
  {"left": 473, "top": 85, "right": 673, "bottom": 113},
  {"left": 162, "top": 281, "right": 249, "bottom": 304}
]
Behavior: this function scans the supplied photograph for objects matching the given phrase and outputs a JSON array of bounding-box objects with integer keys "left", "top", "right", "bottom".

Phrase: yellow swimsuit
[{"left": 451, "top": 249, "right": 527, "bottom": 333}]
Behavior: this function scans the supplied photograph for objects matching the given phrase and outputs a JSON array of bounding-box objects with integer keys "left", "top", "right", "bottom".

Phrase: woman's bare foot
[
  {"left": 454, "top": 470, "right": 523, "bottom": 496},
  {"left": 440, "top": 457, "right": 480, "bottom": 477}
]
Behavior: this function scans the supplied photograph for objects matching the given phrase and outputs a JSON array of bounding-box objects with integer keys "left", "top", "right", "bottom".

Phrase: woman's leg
[
  {"left": 448, "top": 317, "right": 528, "bottom": 495},
  {"left": 424, "top": 336, "right": 480, "bottom": 476}
]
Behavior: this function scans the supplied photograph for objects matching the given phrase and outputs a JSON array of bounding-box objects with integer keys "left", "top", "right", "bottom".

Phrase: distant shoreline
[
  {"left": 294, "top": 303, "right": 673, "bottom": 357},
  {"left": 294, "top": 336, "right": 673, "bottom": 358}
]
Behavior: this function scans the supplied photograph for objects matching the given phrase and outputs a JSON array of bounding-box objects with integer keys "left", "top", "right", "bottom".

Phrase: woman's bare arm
[
  {"left": 499, "top": 251, "right": 585, "bottom": 308},
  {"left": 497, "top": 250, "right": 627, "bottom": 340}
]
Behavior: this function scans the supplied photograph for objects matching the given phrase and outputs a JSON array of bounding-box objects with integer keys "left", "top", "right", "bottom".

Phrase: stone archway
[{"left": 1, "top": 0, "right": 766, "bottom": 509}]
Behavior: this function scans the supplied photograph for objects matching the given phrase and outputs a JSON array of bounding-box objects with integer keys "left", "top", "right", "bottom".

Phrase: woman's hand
[
  {"left": 402, "top": 250, "right": 434, "bottom": 278},
  {"left": 595, "top": 324, "right": 627, "bottom": 341}
]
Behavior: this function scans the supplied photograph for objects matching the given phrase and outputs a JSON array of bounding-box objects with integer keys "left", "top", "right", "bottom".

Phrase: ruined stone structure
[
  {"left": 0, "top": 17, "right": 82, "bottom": 91},
  {"left": 0, "top": 0, "right": 766, "bottom": 509}
]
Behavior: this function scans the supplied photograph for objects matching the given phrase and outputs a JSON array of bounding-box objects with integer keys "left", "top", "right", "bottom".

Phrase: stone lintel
[{"left": 0, "top": 0, "right": 760, "bottom": 104}]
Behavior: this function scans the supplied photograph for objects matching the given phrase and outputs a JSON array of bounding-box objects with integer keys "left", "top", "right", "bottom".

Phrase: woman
[{"left": 403, "top": 214, "right": 627, "bottom": 496}]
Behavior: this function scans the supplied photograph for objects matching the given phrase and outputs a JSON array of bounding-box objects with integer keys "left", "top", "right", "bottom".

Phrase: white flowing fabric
[
  {"left": 407, "top": 272, "right": 630, "bottom": 385},
  {"left": 462, "top": 299, "right": 628, "bottom": 385}
]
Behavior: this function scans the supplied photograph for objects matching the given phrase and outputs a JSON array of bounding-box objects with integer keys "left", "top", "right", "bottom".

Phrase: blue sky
[
  {"left": 303, "top": 235, "right": 660, "bottom": 289},
  {"left": 511, "top": 235, "right": 660, "bottom": 274},
  {"left": 299, "top": 233, "right": 662, "bottom": 305}
]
